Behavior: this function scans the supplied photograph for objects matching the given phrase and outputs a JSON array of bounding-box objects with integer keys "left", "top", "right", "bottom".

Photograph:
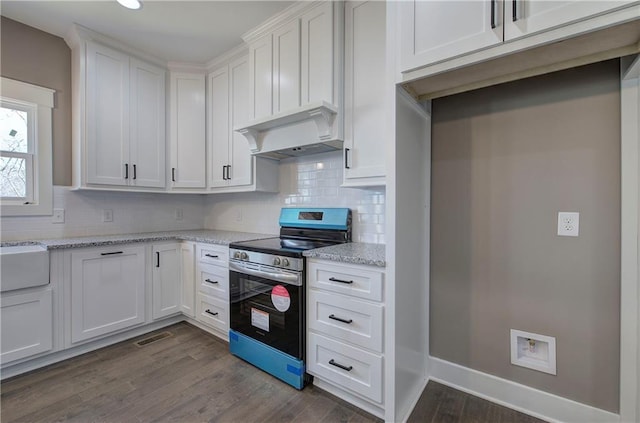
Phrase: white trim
[
  {"left": 429, "top": 356, "right": 621, "bottom": 423},
  {"left": 620, "top": 54, "right": 640, "bottom": 423},
  {"left": 0, "top": 77, "right": 54, "bottom": 216}
]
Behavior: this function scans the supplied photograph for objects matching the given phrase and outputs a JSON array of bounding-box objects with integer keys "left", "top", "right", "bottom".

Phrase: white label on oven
[
  {"left": 251, "top": 308, "right": 269, "bottom": 332},
  {"left": 271, "top": 285, "right": 291, "bottom": 312}
]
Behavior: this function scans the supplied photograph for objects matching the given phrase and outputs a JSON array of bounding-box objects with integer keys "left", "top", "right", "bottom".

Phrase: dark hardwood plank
[{"left": 1, "top": 323, "right": 543, "bottom": 423}]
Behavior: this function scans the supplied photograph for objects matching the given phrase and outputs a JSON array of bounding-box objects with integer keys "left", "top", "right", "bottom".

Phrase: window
[{"left": 0, "top": 78, "right": 54, "bottom": 216}]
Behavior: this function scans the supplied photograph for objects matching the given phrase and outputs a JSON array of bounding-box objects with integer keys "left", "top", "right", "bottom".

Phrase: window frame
[{"left": 0, "top": 77, "right": 54, "bottom": 216}]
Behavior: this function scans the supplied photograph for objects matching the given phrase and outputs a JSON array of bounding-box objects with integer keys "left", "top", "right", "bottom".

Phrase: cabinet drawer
[
  {"left": 1, "top": 289, "right": 53, "bottom": 364},
  {"left": 308, "top": 289, "right": 383, "bottom": 353},
  {"left": 307, "top": 332, "right": 383, "bottom": 404},
  {"left": 196, "top": 244, "right": 229, "bottom": 266},
  {"left": 308, "top": 261, "right": 383, "bottom": 302},
  {"left": 198, "top": 263, "right": 229, "bottom": 299},
  {"left": 196, "top": 293, "right": 228, "bottom": 333}
]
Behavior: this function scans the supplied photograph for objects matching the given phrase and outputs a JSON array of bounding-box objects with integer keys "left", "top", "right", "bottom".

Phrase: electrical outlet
[
  {"left": 52, "top": 208, "right": 65, "bottom": 224},
  {"left": 235, "top": 209, "right": 243, "bottom": 222},
  {"left": 175, "top": 208, "right": 183, "bottom": 221},
  {"left": 557, "top": 212, "right": 579, "bottom": 237},
  {"left": 102, "top": 209, "right": 113, "bottom": 223}
]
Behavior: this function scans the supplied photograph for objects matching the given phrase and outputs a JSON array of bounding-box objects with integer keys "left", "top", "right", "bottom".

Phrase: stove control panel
[{"left": 229, "top": 249, "right": 303, "bottom": 272}]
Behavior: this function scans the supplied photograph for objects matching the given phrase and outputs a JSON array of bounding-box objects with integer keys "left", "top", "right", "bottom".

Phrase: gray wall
[
  {"left": 430, "top": 60, "right": 621, "bottom": 412},
  {"left": 1, "top": 16, "right": 72, "bottom": 186}
]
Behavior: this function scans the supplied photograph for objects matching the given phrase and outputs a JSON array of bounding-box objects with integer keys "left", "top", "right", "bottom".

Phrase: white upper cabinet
[
  {"left": 400, "top": 0, "right": 639, "bottom": 75},
  {"left": 129, "top": 59, "right": 166, "bottom": 188},
  {"left": 72, "top": 36, "right": 166, "bottom": 190},
  {"left": 208, "top": 66, "right": 231, "bottom": 188},
  {"left": 208, "top": 53, "right": 278, "bottom": 192},
  {"left": 343, "top": 0, "right": 387, "bottom": 185},
  {"left": 249, "top": 35, "right": 274, "bottom": 121},
  {"left": 401, "top": 0, "right": 503, "bottom": 71},
  {"left": 228, "top": 56, "right": 254, "bottom": 187},
  {"left": 301, "top": 1, "right": 335, "bottom": 105},
  {"left": 504, "top": 0, "right": 636, "bottom": 40},
  {"left": 273, "top": 20, "right": 301, "bottom": 114},
  {"left": 86, "top": 42, "right": 130, "bottom": 186},
  {"left": 244, "top": 1, "right": 339, "bottom": 121},
  {"left": 169, "top": 72, "right": 206, "bottom": 189}
]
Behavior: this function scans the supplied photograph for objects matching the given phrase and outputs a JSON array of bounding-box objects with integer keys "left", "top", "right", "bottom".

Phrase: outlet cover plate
[
  {"left": 102, "top": 209, "right": 113, "bottom": 223},
  {"left": 557, "top": 212, "right": 579, "bottom": 237},
  {"left": 52, "top": 208, "right": 65, "bottom": 224}
]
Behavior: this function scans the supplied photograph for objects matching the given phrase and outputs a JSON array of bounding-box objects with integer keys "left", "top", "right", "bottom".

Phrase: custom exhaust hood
[{"left": 235, "top": 101, "right": 343, "bottom": 160}]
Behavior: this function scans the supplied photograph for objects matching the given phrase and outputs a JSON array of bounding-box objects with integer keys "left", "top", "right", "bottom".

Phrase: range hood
[{"left": 235, "top": 101, "right": 343, "bottom": 160}]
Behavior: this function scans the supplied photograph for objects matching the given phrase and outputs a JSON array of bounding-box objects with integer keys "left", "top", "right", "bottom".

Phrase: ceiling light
[{"left": 117, "top": 0, "right": 142, "bottom": 10}]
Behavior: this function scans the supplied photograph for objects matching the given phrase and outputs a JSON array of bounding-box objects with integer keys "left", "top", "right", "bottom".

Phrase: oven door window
[{"left": 230, "top": 270, "right": 302, "bottom": 359}]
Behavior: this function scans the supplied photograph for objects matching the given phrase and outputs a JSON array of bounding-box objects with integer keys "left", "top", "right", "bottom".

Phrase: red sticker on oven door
[{"left": 271, "top": 285, "right": 291, "bottom": 312}]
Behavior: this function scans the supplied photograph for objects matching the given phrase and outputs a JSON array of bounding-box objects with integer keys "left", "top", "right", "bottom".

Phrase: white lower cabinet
[
  {"left": 307, "top": 259, "right": 386, "bottom": 409},
  {"left": 194, "top": 243, "right": 229, "bottom": 338},
  {"left": 180, "top": 242, "right": 196, "bottom": 318},
  {"left": 1, "top": 288, "right": 53, "bottom": 364},
  {"left": 151, "top": 243, "right": 181, "bottom": 320},
  {"left": 196, "top": 292, "right": 229, "bottom": 334},
  {"left": 69, "top": 245, "right": 146, "bottom": 344},
  {"left": 308, "top": 332, "right": 383, "bottom": 403}
]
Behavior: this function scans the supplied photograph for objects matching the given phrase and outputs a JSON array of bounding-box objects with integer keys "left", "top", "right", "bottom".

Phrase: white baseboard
[
  {"left": 399, "top": 377, "right": 429, "bottom": 423},
  {"left": 429, "top": 356, "right": 620, "bottom": 423}
]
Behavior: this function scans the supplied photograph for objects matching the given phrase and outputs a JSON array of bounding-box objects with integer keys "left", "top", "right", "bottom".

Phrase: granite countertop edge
[
  {"left": 1, "top": 231, "right": 386, "bottom": 267},
  {"left": 303, "top": 242, "right": 386, "bottom": 268},
  {"left": 0, "top": 230, "right": 277, "bottom": 250}
]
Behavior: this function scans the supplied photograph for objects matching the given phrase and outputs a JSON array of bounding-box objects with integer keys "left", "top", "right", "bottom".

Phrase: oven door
[{"left": 229, "top": 260, "right": 304, "bottom": 359}]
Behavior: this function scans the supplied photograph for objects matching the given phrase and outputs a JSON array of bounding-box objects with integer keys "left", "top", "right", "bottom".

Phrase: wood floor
[{"left": 1, "top": 323, "right": 544, "bottom": 423}]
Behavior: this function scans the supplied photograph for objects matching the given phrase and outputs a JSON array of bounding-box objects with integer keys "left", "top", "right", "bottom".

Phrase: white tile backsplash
[
  {"left": 0, "top": 186, "right": 205, "bottom": 241},
  {"left": 203, "top": 151, "right": 386, "bottom": 243},
  {"left": 1, "top": 152, "right": 384, "bottom": 243}
]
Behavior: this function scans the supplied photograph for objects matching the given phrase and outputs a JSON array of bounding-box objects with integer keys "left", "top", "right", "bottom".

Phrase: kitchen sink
[{"left": 0, "top": 245, "right": 50, "bottom": 292}]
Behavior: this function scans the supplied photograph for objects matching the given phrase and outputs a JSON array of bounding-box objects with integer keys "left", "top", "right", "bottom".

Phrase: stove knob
[
  {"left": 240, "top": 252, "right": 248, "bottom": 260},
  {"left": 282, "top": 258, "right": 290, "bottom": 267},
  {"left": 273, "top": 257, "right": 281, "bottom": 266},
  {"left": 233, "top": 252, "right": 241, "bottom": 259}
]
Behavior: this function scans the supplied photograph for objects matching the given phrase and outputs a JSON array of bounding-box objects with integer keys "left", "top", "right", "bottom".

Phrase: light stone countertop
[
  {"left": 1, "top": 230, "right": 276, "bottom": 250},
  {"left": 303, "top": 242, "right": 386, "bottom": 267},
  {"left": 1, "top": 231, "right": 386, "bottom": 266}
]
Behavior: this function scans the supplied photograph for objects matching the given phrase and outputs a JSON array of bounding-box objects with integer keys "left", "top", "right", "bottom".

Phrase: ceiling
[{"left": 0, "top": 1, "right": 295, "bottom": 63}]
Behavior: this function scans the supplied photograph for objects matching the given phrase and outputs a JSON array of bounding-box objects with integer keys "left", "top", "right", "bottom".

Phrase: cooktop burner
[{"left": 229, "top": 236, "right": 345, "bottom": 258}]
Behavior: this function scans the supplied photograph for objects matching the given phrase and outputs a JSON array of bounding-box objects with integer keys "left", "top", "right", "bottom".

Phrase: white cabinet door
[
  {"left": 180, "top": 242, "right": 195, "bottom": 318},
  {"left": 504, "top": 0, "right": 636, "bottom": 40},
  {"left": 129, "top": 59, "right": 166, "bottom": 188},
  {"left": 249, "top": 34, "right": 273, "bottom": 120},
  {"left": 170, "top": 73, "right": 206, "bottom": 188},
  {"left": 208, "top": 66, "right": 230, "bottom": 188},
  {"left": 1, "top": 289, "right": 53, "bottom": 364},
  {"left": 344, "top": 0, "right": 387, "bottom": 183},
  {"left": 70, "top": 246, "right": 145, "bottom": 344},
  {"left": 152, "top": 243, "right": 181, "bottom": 320},
  {"left": 400, "top": 0, "right": 503, "bottom": 72},
  {"left": 301, "top": 1, "right": 335, "bottom": 105},
  {"left": 86, "top": 42, "right": 130, "bottom": 186},
  {"left": 228, "top": 55, "right": 253, "bottom": 187},
  {"left": 272, "top": 19, "right": 301, "bottom": 114}
]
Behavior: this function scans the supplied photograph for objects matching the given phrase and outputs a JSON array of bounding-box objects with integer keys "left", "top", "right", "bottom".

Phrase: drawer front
[
  {"left": 196, "top": 293, "right": 228, "bottom": 333},
  {"left": 196, "top": 244, "right": 229, "bottom": 267},
  {"left": 308, "top": 261, "right": 384, "bottom": 302},
  {"left": 198, "top": 263, "right": 229, "bottom": 299},
  {"left": 308, "top": 289, "right": 383, "bottom": 352},
  {"left": 307, "top": 332, "right": 383, "bottom": 404}
]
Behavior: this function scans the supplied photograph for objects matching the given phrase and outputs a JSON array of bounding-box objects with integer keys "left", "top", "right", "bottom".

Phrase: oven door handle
[{"left": 230, "top": 262, "right": 302, "bottom": 286}]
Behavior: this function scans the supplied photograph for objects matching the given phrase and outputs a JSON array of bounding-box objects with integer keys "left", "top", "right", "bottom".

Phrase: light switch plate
[
  {"left": 557, "top": 212, "right": 579, "bottom": 237},
  {"left": 102, "top": 209, "right": 113, "bottom": 223}
]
